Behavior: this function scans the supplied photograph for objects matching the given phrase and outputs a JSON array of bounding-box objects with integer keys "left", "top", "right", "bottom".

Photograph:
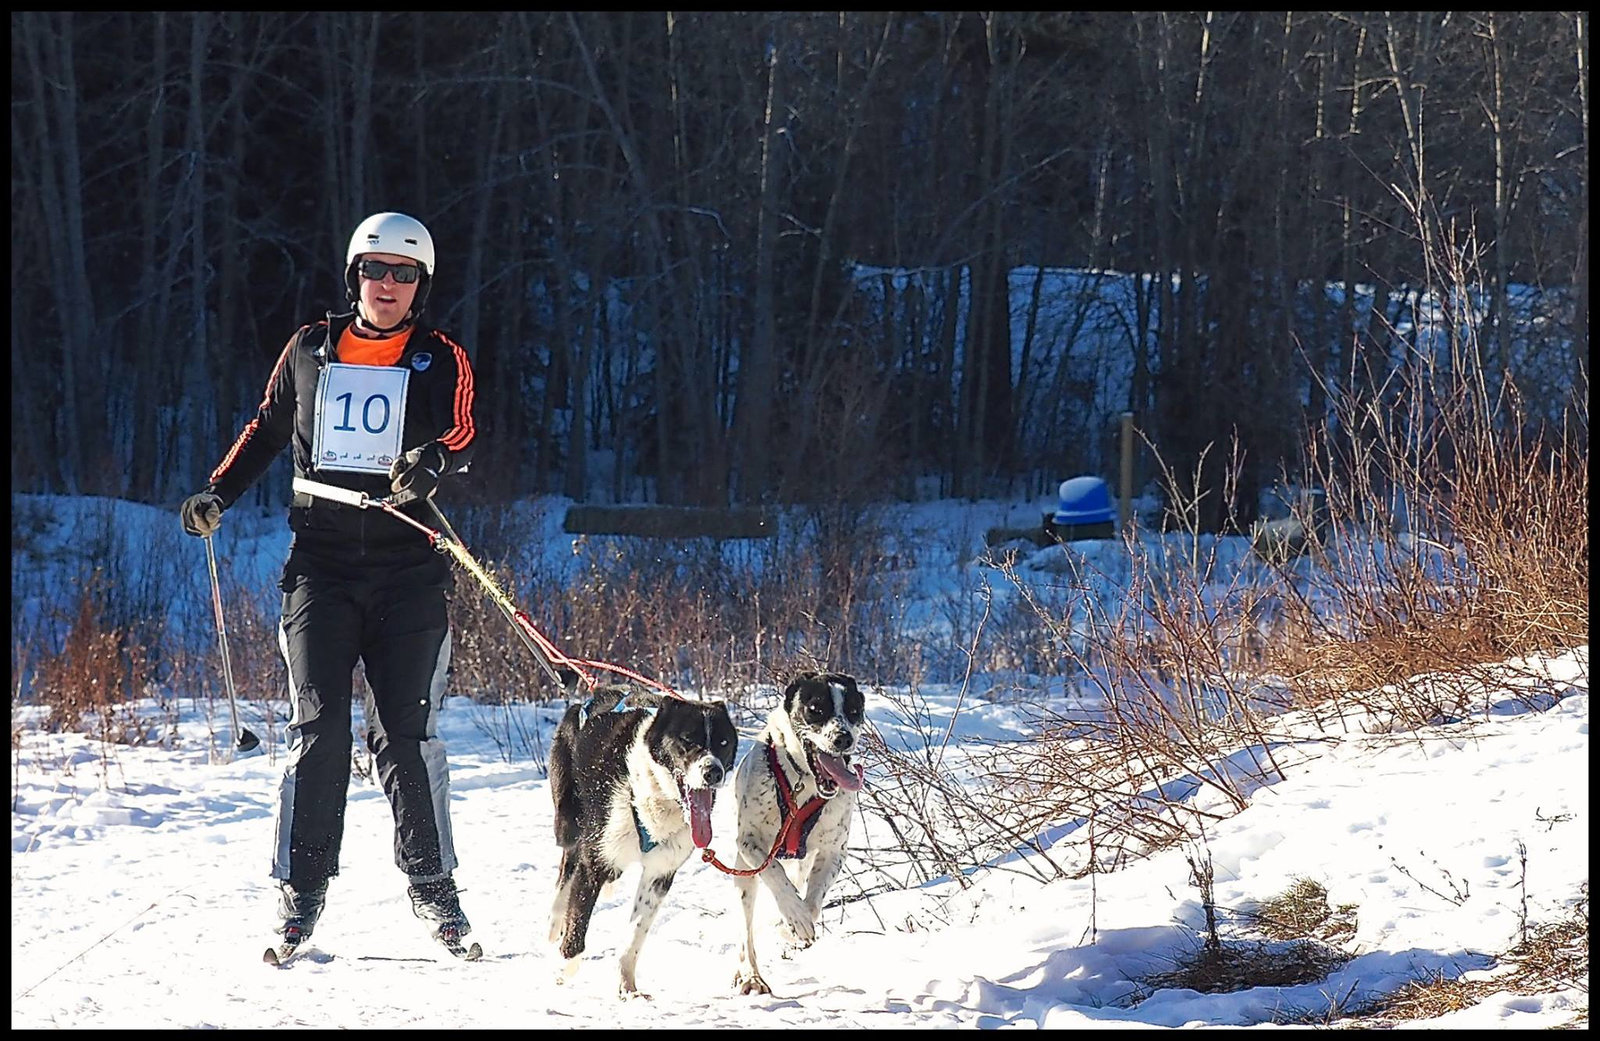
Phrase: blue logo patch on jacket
[{"left": 411, "top": 352, "right": 432, "bottom": 372}]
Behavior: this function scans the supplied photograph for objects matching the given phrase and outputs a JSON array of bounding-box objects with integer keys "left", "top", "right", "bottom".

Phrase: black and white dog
[
  {"left": 547, "top": 685, "right": 738, "bottom": 998},
  {"left": 731, "top": 671, "right": 866, "bottom": 996}
]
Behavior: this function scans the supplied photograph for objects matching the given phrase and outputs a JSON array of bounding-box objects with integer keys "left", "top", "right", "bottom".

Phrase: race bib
[{"left": 312, "top": 363, "right": 410, "bottom": 474}]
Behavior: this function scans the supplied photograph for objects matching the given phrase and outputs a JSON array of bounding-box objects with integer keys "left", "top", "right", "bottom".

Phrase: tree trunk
[
  {"left": 1572, "top": 12, "right": 1590, "bottom": 377},
  {"left": 731, "top": 37, "right": 781, "bottom": 504},
  {"left": 131, "top": 12, "right": 170, "bottom": 500},
  {"left": 18, "top": 12, "right": 96, "bottom": 494}
]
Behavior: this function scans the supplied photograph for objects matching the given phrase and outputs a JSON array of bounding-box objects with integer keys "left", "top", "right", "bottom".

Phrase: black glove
[
  {"left": 389, "top": 442, "right": 448, "bottom": 504},
  {"left": 180, "top": 491, "right": 224, "bottom": 537}
]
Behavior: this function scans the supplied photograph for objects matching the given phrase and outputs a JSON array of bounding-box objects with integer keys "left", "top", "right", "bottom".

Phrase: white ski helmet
[{"left": 344, "top": 211, "right": 435, "bottom": 323}]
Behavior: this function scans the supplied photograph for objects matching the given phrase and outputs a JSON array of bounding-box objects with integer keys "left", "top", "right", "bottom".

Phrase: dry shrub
[
  {"left": 27, "top": 573, "right": 167, "bottom": 745},
  {"left": 1346, "top": 966, "right": 1493, "bottom": 1024},
  {"left": 1129, "top": 859, "right": 1356, "bottom": 1007},
  {"left": 12, "top": 496, "right": 278, "bottom": 759},
  {"left": 1344, "top": 883, "right": 1587, "bottom": 1026},
  {"left": 977, "top": 448, "right": 1298, "bottom": 874},
  {"left": 843, "top": 715, "right": 975, "bottom": 895},
  {"left": 1240, "top": 877, "right": 1358, "bottom": 945},
  {"left": 795, "top": 261, "right": 1585, "bottom": 893},
  {"left": 1277, "top": 340, "right": 1588, "bottom": 730},
  {"left": 933, "top": 565, "right": 1066, "bottom": 687},
  {"left": 437, "top": 500, "right": 563, "bottom": 703},
  {"left": 1269, "top": 211, "right": 1587, "bottom": 727},
  {"left": 838, "top": 680, "right": 1076, "bottom": 899},
  {"left": 1141, "top": 937, "right": 1353, "bottom": 996},
  {"left": 443, "top": 498, "right": 927, "bottom": 707},
  {"left": 440, "top": 496, "right": 948, "bottom": 776},
  {"left": 833, "top": 634, "right": 1260, "bottom": 902},
  {"left": 1502, "top": 882, "right": 1590, "bottom": 996},
  {"left": 446, "top": 533, "right": 783, "bottom": 703},
  {"left": 977, "top": 203, "right": 1586, "bottom": 892}
]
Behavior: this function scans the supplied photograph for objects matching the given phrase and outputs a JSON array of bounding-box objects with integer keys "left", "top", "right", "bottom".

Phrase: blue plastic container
[{"left": 1053, "top": 476, "right": 1115, "bottom": 526}]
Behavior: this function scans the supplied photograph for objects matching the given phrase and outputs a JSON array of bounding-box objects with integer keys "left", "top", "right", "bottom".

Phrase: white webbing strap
[{"left": 292, "top": 476, "right": 372, "bottom": 509}]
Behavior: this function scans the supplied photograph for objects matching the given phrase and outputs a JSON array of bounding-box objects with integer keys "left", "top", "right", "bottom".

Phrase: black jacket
[{"left": 205, "top": 312, "right": 478, "bottom": 576}]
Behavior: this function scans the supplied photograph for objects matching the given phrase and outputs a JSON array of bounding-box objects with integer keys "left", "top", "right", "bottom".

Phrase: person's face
[{"left": 355, "top": 252, "right": 421, "bottom": 329}]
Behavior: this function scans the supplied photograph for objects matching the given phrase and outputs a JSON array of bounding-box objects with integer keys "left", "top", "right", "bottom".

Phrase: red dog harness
[{"left": 767, "top": 739, "right": 827, "bottom": 860}]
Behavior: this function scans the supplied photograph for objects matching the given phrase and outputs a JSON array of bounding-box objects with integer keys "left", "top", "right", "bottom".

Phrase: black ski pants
[{"left": 270, "top": 570, "right": 459, "bottom": 888}]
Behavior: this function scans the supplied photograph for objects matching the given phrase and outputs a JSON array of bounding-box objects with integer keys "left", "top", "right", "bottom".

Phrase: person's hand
[
  {"left": 389, "top": 443, "right": 448, "bottom": 504},
  {"left": 180, "top": 491, "right": 224, "bottom": 537}
]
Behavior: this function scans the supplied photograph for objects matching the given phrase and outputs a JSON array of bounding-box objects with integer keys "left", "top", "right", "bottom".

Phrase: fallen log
[{"left": 562, "top": 504, "right": 775, "bottom": 540}]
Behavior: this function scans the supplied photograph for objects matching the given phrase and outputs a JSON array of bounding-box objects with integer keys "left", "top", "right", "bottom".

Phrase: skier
[{"left": 179, "top": 212, "right": 480, "bottom": 959}]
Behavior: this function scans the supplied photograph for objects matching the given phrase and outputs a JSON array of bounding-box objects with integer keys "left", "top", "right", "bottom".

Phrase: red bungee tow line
[
  {"left": 291, "top": 477, "right": 671, "bottom": 698},
  {"left": 290, "top": 477, "right": 788, "bottom": 877}
]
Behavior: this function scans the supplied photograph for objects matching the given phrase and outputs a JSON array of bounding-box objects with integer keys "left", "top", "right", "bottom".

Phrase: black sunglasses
[{"left": 357, "top": 258, "right": 422, "bottom": 284}]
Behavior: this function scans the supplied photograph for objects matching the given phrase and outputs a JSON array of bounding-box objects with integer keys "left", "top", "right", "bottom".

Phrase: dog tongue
[
  {"left": 815, "top": 751, "right": 864, "bottom": 792},
  {"left": 685, "top": 787, "right": 715, "bottom": 848}
]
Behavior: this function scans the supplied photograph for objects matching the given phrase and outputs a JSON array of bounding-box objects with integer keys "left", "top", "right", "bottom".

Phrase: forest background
[{"left": 9, "top": 11, "right": 1590, "bottom": 526}]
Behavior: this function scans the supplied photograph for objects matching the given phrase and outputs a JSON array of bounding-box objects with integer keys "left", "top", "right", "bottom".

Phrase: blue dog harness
[{"left": 575, "top": 691, "right": 657, "bottom": 728}]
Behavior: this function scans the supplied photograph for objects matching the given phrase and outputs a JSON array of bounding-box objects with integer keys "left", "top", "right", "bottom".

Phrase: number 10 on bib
[{"left": 312, "top": 363, "right": 411, "bottom": 475}]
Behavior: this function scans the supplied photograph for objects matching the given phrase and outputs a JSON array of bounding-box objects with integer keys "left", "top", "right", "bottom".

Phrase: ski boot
[
  {"left": 408, "top": 875, "right": 481, "bottom": 961},
  {"left": 264, "top": 879, "right": 327, "bottom": 966}
]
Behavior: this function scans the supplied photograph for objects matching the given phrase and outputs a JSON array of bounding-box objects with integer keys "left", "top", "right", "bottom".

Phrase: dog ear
[
  {"left": 781, "top": 676, "right": 808, "bottom": 711},
  {"left": 835, "top": 674, "right": 865, "bottom": 718},
  {"left": 827, "top": 672, "right": 859, "bottom": 694}
]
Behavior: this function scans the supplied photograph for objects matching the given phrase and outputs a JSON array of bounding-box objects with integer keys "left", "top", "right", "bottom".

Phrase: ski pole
[{"left": 204, "top": 532, "right": 261, "bottom": 756}]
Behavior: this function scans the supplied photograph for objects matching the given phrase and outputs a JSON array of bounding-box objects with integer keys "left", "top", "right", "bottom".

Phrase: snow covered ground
[{"left": 9, "top": 494, "right": 1589, "bottom": 1028}]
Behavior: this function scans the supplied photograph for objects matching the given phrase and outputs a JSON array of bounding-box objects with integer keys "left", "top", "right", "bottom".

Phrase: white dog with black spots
[{"left": 729, "top": 672, "right": 866, "bottom": 996}]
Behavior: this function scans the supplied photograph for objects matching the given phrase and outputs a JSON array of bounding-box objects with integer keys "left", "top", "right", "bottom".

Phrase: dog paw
[
  {"left": 557, "top": 958, "right": 580, "bottom": 985},
  {"left": 779, "top": 911, "right": 816, "bottom": 947},
  {"left": 734, "top": 971, "right": 772, "bottom": 996},
  {"left": 618, "top": 980, "right": 652, "bottom": 1001}
]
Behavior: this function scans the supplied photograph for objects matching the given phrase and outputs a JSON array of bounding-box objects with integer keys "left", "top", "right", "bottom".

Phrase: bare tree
[
  {"left": 15, "top": 11, "right": 97, "bottom": 494},
  {"left": 730, "top": 33, "right": 782, "bottom": 504},
  {"left": 7, "top": 12, "right": 1585, "bottom": 509}
]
